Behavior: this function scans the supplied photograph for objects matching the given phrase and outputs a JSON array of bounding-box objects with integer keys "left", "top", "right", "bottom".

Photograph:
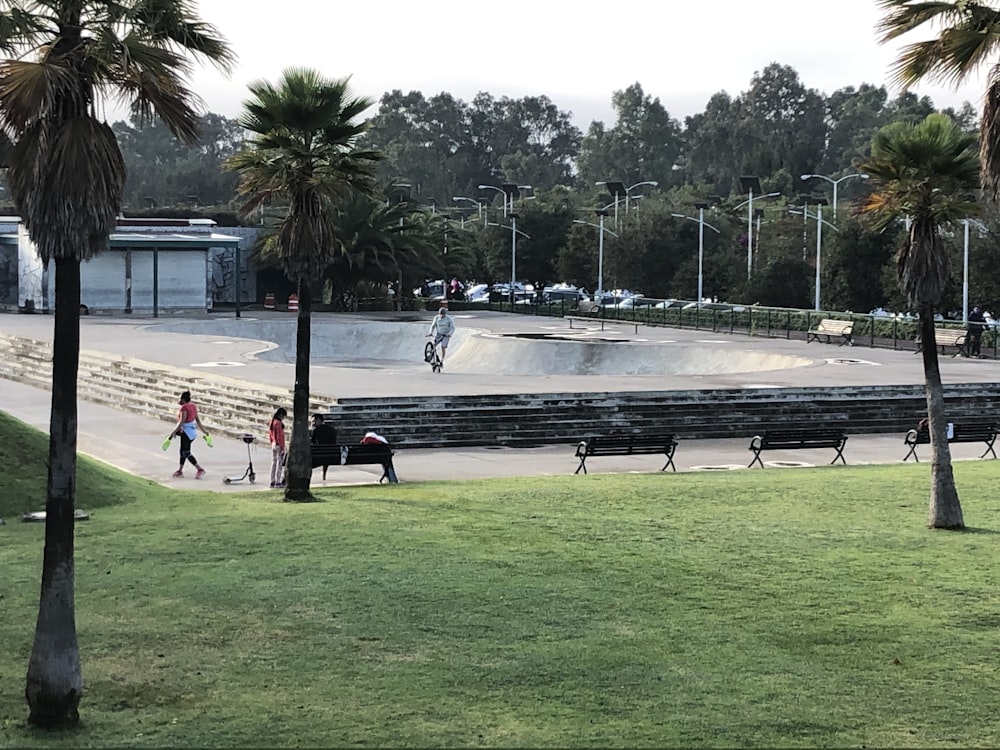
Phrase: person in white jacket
[{"left": 428, "top": 307, "right": 456, "bottom": 367}]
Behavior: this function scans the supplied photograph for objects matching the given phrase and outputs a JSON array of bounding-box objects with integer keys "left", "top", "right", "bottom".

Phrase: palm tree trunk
[
  {"left": 25, "top": 257, "right": 83, "bottom": 726},
  {"left": 284, "top": 279, "right": 314, "bottom": 502},
  {"left": 918, "top": 305, "right": 964, "bottom": 530}
]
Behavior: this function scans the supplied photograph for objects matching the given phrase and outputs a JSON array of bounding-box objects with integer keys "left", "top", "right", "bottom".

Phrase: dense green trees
[{"left": 105, "top": 58, "right": 997, "bottom": 313}]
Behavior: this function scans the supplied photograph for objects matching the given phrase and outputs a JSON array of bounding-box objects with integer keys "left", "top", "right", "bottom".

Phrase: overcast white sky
[{"left": 172, "top": 0, "right": 987, "bottom": 128}]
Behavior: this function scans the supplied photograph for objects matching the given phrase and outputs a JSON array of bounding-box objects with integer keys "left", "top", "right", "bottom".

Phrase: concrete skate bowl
[
  {"left": 444, "top": 331, "right": 813, "bottom": 376},
  {"left": 149, "top": 318, "right": 813, "bottom": 376},
  {"left": 150, "top": 317, "right": 478, "bottom": 368}
]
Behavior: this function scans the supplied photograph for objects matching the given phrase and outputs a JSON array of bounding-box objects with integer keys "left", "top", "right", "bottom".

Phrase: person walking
[
  {"left": 170, "top": 390, "right": 209, "bottom": 479},
  {"left": 269, "top": 407, "right": 287, "bottom": 488},
  {"left": 967, "top": 305, "right": 987, "bottom": 357},
  {"left": 427, "top": 306, "right": 455, "bottom": 368}
]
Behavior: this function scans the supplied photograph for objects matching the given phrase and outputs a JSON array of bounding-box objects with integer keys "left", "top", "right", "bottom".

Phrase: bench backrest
[
  {"left": 758, "top": 428, "right": 846, "bottom": 448},
  {"left": 911, "top": 423, "right": 996, "bottom": 443},
  {"left": 816, "top": 319, "right": 853, "bottom": 335},
  {"left": 934, "top": 329, "right": 966, "bottom": 345},
  {"left": 312, "top": 443, "right": 392, "bottom": 458},
  {"left": 587, "top": 434, "right": 674, "bottom": 446}
]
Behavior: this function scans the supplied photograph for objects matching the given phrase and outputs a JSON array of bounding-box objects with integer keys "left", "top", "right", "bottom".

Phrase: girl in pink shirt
[{"left": 269, "top": 408, "right": 287, "bottom": 488}]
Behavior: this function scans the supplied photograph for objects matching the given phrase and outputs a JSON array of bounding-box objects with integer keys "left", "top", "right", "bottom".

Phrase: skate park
[{"left": 2, "top": 308, "right": 999, "bottom": 489}]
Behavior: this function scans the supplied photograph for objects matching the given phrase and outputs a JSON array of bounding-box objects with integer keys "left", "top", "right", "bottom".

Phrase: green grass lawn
[{"left": 2, "top": 410, "right": 1000, "bottom": 747}]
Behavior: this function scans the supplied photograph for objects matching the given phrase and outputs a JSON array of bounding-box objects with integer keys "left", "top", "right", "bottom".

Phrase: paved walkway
[{"left": 2, "top": 310, "right": 997, "bottom": 492}]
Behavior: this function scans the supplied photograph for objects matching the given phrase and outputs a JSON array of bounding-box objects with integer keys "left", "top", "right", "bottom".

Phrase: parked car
[{"left": 543, "top": 285, "right": 589, "bottom": 304}]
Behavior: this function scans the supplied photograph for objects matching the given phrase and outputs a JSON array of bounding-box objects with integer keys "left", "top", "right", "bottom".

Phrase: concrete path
[{"left": 2, "top": 309, "right": 997, "bottom": 493}]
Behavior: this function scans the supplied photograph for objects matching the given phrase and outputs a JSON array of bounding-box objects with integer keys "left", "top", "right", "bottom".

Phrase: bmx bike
[{"left": 424, "top": 339, "right": 443, "bottom": 373}]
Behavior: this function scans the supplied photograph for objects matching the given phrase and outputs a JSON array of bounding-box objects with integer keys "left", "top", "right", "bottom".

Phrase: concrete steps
[
  {"left": 0, "top": 333, "right": 335, "bottom": 441},
  {"left": 4, "top": 331, "right": 1000, "bottom": 451}
]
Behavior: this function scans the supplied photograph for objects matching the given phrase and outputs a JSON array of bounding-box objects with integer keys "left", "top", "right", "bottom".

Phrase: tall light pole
[
  {"left": 790, "top": 198, "right": 837, "bottom": 311},
  {"left": 961, "top": 219, "right": 988, "bottom": 323},
  {"left": 673, "top": 205, "right": 721, "bottom": 303},
  {"left": 573, "top": 209, "right": 618, "bottom": 298},
  {"left": 737, "top": 177, "right": 780, "bottom": 278},
  {"left": 488, "top": 217, "right": 530, "bottom": 302},
  {"left": 800, "top": 172, "right": 869, "bottom": 219}
]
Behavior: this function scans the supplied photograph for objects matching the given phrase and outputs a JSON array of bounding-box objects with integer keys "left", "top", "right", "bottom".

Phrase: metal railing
[{"left": 389, "top": 295, "right": 997, "bottom": 359}]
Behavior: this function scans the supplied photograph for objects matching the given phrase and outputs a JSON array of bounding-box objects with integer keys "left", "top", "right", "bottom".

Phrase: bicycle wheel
[{"left": 424, "top": 341, "right": 436, "bottom": 363}]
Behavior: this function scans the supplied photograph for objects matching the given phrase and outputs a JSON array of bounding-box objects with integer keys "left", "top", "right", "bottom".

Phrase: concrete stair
[
  {"left": 0, "top": 333, "right": 335, "bottom": 441},
  {"left": 4, "top": 331, "right": 1000, "bottom": 450}
]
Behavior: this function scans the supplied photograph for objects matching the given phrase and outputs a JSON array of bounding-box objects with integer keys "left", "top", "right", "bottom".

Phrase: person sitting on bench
[{"left": 310, "top": 413, "right": 338, "bottom": 480}]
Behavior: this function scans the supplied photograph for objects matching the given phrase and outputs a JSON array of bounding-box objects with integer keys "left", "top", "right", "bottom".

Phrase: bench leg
[
  {"left": 748, "top": 449, "right": 764, "bottom": 469},
  {"left": 575, "top": 457, "right": 588, "bottom": 475},
  {"left": 903, "top": 443, "right": 919, "bottom": 462},
  {"left": 831, "top": 444, "right": 847, "bottom": 465},
  {"left": 661, "top": 445, "right": 677, "bottom": 472},
  {"left": 980, "top": 437, "right": 997, "bottom": 459}
]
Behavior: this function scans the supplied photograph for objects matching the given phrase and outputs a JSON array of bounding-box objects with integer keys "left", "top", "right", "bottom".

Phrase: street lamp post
[
  {"left": 800, "top": 172, "right": 869, "bottom": 218},
  {"left": 789, "top": 198, "right": 837, "bottom": 311},
  {"left": 672, "top": 205, "right": 721, "bottom": 303},
  {"left": 573, "top": 209, "right": 618, "bottom": 297},
  {"left": 488, "top": 217, "right": 531, "bottom": 302},
  {"left": 961, "top": 219, "right": 988, "bottom": 323},
  {"left": 737, "top": 177, "right": 780, "bottom": 278}
]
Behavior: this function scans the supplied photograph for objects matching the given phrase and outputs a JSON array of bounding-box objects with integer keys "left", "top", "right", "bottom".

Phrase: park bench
[
  {"left": 310, "top": 443, "right": 399, "bottom": 483},
  {"left": 806, "top": 318, "right": 854, "bottom": 346},
  {"left": 915, "top": 328, "right": 968, "bottom": 356},
  {"left": 574, "top": 433, "right": 678, "bottom": 474},
  {"left": 748, "top": 428, "right": 848, "bottom": 468},
  {"left": 902, "top": 422, "right": 998, "bottom": 462}
]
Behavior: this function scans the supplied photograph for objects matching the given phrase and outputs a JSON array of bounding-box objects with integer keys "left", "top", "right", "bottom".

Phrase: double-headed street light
[
  {"left": 737, "top": 176, "right": 780, "bottom": 278},
  {"left": 452, "top": 196, "right": 485, "bottom": 227},
  {"left": 488, "top": 215, "right": 531, "bottom": 300},
  {"left": 789, "top": 197, "right": 837, "bottom": 311},
  {"left": 478, "top": 183, "right": 531, "bottom": 217},
  {"left": 800, "top": 172, "right": 868, "bottom": 218},
  {"left": 573, "top": 209, "right": 618, "bottom": 298},
  {"left": 672, "top": 204, "right": 721, "bottom": 304},
  {"left": 596, "top": 180, "right": 659, "bottom": 230}
]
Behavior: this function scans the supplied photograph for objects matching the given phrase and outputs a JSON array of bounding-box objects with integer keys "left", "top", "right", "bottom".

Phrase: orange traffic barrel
[
  {"left": 288, "top": 294, "right": 299, "bottom": 313},
  {"left": 264, "top": 292, "right": 276, "bottom": 310}
]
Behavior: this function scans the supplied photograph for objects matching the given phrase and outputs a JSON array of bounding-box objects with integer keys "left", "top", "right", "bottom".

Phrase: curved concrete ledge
[{"left": 148, "top": 317, "right": 812, "bottom": 377}]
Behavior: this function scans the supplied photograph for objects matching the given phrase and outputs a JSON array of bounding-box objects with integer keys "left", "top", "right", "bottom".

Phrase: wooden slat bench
[
  {"left": 903, "top": 422, "right": 998, "bottom": 461},
  {"left": 915, "top": 328, "right": 968, "bottom": 356},
  {"left": 311, "top": 443, "right": 399, "bottom": 483},
  {"left": 748, "top": 428, "right": 848, "bottom": 468},
  {"left": 806, "top": 319, "right": 854, "bottom": 346},
  {"left": 575, "top": 433, "right": 678, "bottom": 474}
]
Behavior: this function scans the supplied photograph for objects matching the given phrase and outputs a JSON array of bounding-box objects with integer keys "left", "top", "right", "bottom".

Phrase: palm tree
[
  {"left": 0, "top": 0, "right": 232, "bottom": 727},
  {"left": 860, "top": 113, "right": 980, "bottom": 530},
  {"left": 876, "top": 0, "right": 1000, "bottom": 198},
  {"left": 226, "top": 69, "right": 380, "bottom": 502}
]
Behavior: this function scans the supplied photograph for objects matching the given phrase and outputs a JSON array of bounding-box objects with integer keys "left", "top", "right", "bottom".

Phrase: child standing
[{"left": 269, "top": 407, "right": 287, "bottom": 488}]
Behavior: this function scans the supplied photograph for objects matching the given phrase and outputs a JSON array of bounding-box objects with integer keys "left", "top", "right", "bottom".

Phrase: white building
[{"left": 2, "top": 217, "right": 251, "bottom": 315}]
